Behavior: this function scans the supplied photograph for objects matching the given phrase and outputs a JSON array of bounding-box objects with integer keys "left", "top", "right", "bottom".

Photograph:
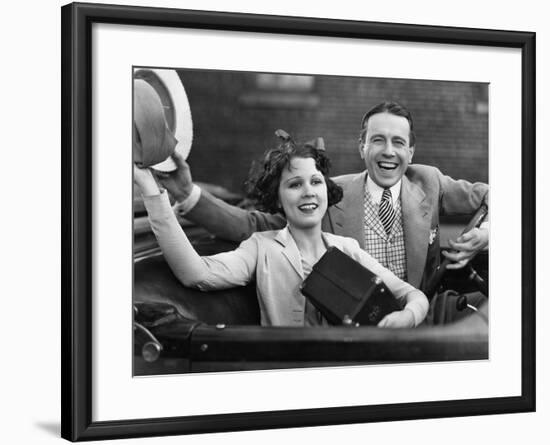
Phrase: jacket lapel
[
  {"left": 329, "top": 171, "right": 367, "bottom": 249},
  {"left": 274, "top": 227, "right": 304, "bottom": 279},
  {"left": 401, "top": 175, "right": 431, "bottom": 288}
]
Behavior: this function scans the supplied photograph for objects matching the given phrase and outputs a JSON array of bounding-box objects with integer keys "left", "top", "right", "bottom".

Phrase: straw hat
[{"left": 133, "top": 69, "right": 193, "bottom": 172}]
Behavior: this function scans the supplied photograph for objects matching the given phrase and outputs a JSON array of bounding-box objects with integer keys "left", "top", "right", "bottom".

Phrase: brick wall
[{"left": 179, "top": 69, "right": 488, "bottom": 195}]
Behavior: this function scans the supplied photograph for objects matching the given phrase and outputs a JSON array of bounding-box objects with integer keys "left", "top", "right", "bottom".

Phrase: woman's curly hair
[{"left": 245, "top": 130, "right": 343, "bottom": 214}]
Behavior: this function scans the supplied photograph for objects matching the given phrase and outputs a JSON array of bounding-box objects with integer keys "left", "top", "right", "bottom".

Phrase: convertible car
[{"left": 133, "top": 189, "right": 489, "bottom": 376}]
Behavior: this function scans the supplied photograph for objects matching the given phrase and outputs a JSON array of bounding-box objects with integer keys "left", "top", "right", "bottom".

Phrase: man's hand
[
  {"left": 153, "top": 151, "right": 194, "bottom": 202},
  {"left": 377, "top": 309, "right": 415, "bottom": 328},
  {"left": 442, "top": 227, "right": 488, "bottom": 270}
]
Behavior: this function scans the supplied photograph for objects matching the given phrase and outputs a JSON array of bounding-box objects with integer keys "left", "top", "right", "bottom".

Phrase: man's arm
[
  {"left": 183, "top": 189, "right": 286, "bottom": 242},
  {"left": 437, "top": 169, "right": 488, "bottom": 216},
  {"left": 155, "top": 152, "right": 286, "bottom": 243}
]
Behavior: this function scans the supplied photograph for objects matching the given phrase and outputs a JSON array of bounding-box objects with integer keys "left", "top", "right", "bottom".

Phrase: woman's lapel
[{"left": 274, "top": 226, "right": 304, "bottom": 279}]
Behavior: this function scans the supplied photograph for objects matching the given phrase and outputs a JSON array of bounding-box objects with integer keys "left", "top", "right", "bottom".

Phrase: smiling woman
[
  {"left": 277, "top": 157, "right": 329, "bottom": 229},
  {"left": 245, "top": 130, "right": 341, "bottom": 216}
]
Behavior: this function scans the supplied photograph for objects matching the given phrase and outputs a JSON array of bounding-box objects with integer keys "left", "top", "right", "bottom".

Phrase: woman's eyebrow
[{"left": 282, "top": 175, "right": 302, "bottom": 184}]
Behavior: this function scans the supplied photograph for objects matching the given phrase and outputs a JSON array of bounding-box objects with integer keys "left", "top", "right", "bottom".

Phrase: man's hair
[
  {"left": 246, "top": 134, "right": 343, "bottom": 214},
  {"left": 358, "top": 101, "right": 416, "bottom": 147}
]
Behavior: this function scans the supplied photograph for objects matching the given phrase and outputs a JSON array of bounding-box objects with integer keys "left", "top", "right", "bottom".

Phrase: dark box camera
[{"left": 301, "top": 247, "right": 402, "bottom": 326}]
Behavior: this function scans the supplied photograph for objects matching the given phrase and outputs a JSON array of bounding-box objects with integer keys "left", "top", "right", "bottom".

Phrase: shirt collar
[{"left": 365, "top": 175, "right": 401, "bottom": 206}]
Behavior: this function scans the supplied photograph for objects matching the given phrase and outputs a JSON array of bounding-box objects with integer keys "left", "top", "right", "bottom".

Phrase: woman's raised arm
[
  {"left": 135, "top": 165, "right": 258, "bottom": 290},
  {"left": 134, "top": 165, "right": 210, "bottom": 286}
]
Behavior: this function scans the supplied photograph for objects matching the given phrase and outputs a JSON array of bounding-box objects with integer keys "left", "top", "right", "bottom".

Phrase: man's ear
[
  {"left": 408, "top": 145, "right": 415, "bottom": 163},
  {"left": 358, "top": 142, "right": 366, "bottom": 160}
]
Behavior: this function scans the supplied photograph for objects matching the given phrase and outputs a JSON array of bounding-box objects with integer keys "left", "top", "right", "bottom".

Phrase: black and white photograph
[{"left": 132, "top": 67, "right": 490, "bottom": 375}]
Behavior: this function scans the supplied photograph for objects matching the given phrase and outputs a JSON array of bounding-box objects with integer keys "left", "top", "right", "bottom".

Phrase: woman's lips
[{"left": 298, "top": 203, "right": 318, "bottom": 212}]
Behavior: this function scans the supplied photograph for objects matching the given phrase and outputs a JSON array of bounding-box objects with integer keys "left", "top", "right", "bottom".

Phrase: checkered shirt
[{"left": 363, "top": 190, "right": 408, "bottom": 281}]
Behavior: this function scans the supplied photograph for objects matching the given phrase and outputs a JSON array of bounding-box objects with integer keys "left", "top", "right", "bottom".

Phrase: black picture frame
[{"left": 61, "top": 2, "right": 536, "bottom": 441}]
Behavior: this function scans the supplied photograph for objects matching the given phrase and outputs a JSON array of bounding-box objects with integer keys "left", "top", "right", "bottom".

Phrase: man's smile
[{"left": 377, "top": 161, "right": 399, "bottom": 171}]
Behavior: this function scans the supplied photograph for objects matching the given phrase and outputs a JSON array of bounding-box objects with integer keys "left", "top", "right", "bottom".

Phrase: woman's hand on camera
[
  {"left": 133, "top": 164, "right": 161, "bottom": 196},
  {"left": 377, "top": 308, "right": 415, "bottom": 328}
]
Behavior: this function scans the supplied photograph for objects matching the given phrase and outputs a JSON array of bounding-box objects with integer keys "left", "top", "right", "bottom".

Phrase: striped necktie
[{"left": 379, "top": 188, "right": 396, "bottom": 235}]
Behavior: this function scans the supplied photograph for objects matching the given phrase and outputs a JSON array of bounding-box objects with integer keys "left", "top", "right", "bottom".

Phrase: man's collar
[{"left": 365, "top": 174, "right": 401, "bottom": 205}]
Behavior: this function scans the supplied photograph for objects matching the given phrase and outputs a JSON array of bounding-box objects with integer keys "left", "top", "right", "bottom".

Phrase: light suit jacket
[{"left": 181, "top": 164, "right": 488, "bottom": 292}]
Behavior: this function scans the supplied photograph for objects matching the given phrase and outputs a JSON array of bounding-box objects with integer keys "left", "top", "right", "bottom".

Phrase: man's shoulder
[
  {"left": 405, "top": 164, "right": 488, "bottom": 189},
  {"left": 331, "top": 171, "right": 366, "bottom": 186},
  {"left": 405, "top": 164, "right": 441, "bottom": 181},
  {"left": 403, "top": 164, "right": 444, "bottom": 190}
]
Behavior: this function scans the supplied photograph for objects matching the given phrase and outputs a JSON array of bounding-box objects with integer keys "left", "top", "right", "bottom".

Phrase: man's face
[{"left": 359, "top": 112, "right": 415, "bottom": 188}]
